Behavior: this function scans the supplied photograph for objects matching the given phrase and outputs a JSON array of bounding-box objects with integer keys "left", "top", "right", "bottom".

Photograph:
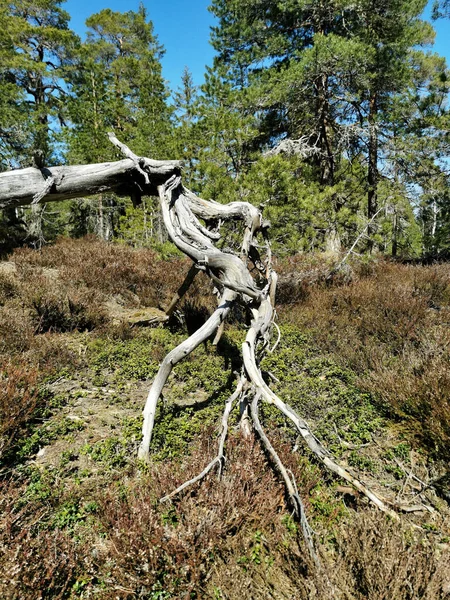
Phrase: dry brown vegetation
[
  {"left": 1, "top": 238, "right": 450, "bottom": 599},
  {"left": 279, "top": 259, "right": 450, "bottom": 459},
  {"left": 1, "top": 435, "right": 449, "bottom": 599},
  {"left": 12, "top": 235, "right": 212, "bottom": 311}
]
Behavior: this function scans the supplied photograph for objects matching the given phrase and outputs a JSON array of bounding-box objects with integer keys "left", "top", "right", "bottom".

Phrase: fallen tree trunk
[
  {"left": 1, "top": 133, "right": 400, "bottom": 559},
  {"left": 0, "top": 156, "right": 181, "bottom": 210}
]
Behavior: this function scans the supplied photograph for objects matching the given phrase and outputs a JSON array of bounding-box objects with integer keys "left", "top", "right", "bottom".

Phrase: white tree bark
[{"left": 0, "top": 158, "right": 181, "bottom": 209}]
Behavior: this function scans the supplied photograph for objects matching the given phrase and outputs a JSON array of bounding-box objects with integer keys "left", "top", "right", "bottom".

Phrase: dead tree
[{"left": 0, "top": 134, "right": 397, "bottom": 558}]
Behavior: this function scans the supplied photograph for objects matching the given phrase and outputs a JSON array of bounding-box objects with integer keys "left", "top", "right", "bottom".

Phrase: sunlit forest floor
[{"left": 1, "top": 237, "right": 450, "bottom": 599}]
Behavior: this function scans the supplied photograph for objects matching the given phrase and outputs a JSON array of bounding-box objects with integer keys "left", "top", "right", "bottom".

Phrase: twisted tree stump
[{"left": 0, "top": 134, "right": 398, "bottom": 559}]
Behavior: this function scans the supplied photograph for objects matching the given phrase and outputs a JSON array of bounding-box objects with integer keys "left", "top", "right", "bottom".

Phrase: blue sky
[
  {"left": 65, "top": 0, "right": 449, "bottom": 93},
  {"left": 64, "top": 0, "right": 216, "bottom": 91}
]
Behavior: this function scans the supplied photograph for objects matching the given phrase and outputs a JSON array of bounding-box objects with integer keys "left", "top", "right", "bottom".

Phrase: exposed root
[
  {"left": 242, "top": 296, "right": 397, "bottom": 519},
  {"left": 84, "top": 137, "right": 404, "bottom": 552},
  {"left": 250, "top": 392, "right": 319, "bottom": 564},
  {"left": 272, "top": 399, "right": 397, "bottom": 518},
  {"left": 160, "top": 377, "right": 245, "bottom": 502},
  {"left": 138, "top": 289, "right": 236, "bottom": 461}
]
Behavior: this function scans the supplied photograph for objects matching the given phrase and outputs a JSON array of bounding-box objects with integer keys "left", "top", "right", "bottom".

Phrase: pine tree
[
  {"left": 0, "top": 0, "right": 79, "bottom": 247},
  {"left": 68, "top": 4, "right": 171, "bottom": 163},
  {"left": 433, "top": 0, "right": 450, "bottom": 18},
  {"left": 172, "top": 67, "right": 199, "bottom": 187},
  {"left": 66, "top": 4, "right": 173, "bottom": 242},
  {"left": 2, "top": 0, "right": 79, "bottom": 166},
  {"left": 207, "top": 0, "right": 448, "bottom": 256}
]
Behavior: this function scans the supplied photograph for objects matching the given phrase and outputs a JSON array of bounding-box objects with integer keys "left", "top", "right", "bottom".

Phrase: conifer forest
[{"left": 0, "top": 1, "right": 450, "bottom": 598}]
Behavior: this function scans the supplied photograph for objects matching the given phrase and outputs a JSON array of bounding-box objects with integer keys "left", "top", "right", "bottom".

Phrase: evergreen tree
[
  {"left": 1, "top": 0, "right": 79, "bottom": 166},
  {"left": 433, "top": 0, "right": 450, "bottom": 18},
  {"left": 0, "top": 0, "right": 79, "bottom": 247},
  {"left": 68, "top": 4, "right": 171, "bottom": 163},
  {"left": 172, "top": 67, "right": 200, "bottom": 187},
  {"left": 66, "top": 4, "right": 173, "bottom": 242},
  {"left": 207, "top": 0, "right": 448, "bottom": 256}
]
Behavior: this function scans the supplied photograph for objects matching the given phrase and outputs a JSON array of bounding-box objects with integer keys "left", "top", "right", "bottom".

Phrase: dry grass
[{"left": 281, "top": 260, "right": 450, "bottom": 458}]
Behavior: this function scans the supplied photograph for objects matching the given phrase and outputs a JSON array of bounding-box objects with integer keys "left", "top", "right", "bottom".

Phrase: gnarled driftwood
[{"left": 0, "top": 134, "right": 399, "bottom": 560}]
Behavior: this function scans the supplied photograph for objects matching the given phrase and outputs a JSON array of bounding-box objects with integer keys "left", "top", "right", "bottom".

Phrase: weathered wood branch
[
  {"left": 138, "top": 287, "right": 236, "bottom": 460},
  {"left": 242, "top": 294, "right": 397, "bottom": 518},
  {"left": 1, "top": 135, "right": 403, "bottom": 559},
  {"left": 0, "top": 158, "right": 181, "bottom": 209},
  {"left": 160, "top": 376, "right": 246, "bottom": 502},
  {"left": 250, "top": 392, "right": 318, "bottom": 564}
]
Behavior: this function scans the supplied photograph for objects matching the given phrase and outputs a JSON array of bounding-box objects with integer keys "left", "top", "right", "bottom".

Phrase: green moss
[
  {"left": 259, "top": 324, "right": 385, "bottom": 454},
  {"left": 393, "top": 442, "right": 411, "bottom": 461},
  {"left": 52, "top": 498, "right": 99, "bottom": 531},
  {"left": 150, "top": 401, "right": 224, "bottom": 460}
]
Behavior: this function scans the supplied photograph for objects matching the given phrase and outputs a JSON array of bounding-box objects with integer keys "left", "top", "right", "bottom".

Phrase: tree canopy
[{"left": 0, "top": 0, "right": 448, "bottom": 257}]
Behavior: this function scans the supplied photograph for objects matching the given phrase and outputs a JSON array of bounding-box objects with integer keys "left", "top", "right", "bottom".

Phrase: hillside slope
[{"left": 1, "top": 238, "right": 449, "bottom": 599}]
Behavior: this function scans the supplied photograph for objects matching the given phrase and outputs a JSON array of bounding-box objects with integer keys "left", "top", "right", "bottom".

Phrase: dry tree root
[
  {"left": 249, "top": 392, "right": 318, "bottom": 563},
  {"left": 103, "top": 137, "right": 399, "bottom": 557},
  {"left": 0, "top": 132, "right": 417, "bottom": 560},
  {"left": 160, "top": 376, "right": 246, "bottom": 503}
]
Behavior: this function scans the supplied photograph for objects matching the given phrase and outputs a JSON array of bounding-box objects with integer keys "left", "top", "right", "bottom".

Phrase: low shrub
[
  {"left": 29, "top": 280, "right": 105, "bottom": 334},
  {"left": 13, "top": 236, "right": 192, "bottom": 309},
  {"left": 0, "top": 303, "right": 34, "bottom": 355},
  {"left": 2, "top": 432, "right": 448, "bottom": 600},
  {"left": 0, "top": 361, "right": 40, "bottom": 462},
  {"left": 281, "top": 260, "right": 450, "bottom": 458},
  {"left": 0, "top": 483, "right": 78, "bottom": 599}
]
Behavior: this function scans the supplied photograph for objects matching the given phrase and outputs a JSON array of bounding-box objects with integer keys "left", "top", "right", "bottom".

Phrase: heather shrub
[
  {"left": 29, "top": 280, "right": 106, "bottom": 333},
  {"left": 0, "top": 483, "right": 78, "bottom": 599},
  {"left": 13, "top": 236, "right": 189, "bottom": 308},
  {"left": 12, "top": 236, "right": 216, "bottom": 319},
  {"left": 275, "top": 253, "right": 332, "bottom": 305},
  {"left": 2, "top": 432, "right": 447, "bottom": 600},
  {"left": 0, "top": 271, "right": 18, "bottom": 305},
  {"left": 0, "top": 361, "right": 40, "bottom": 462},
  {"left": 74, "top": 434, "right": 325, "bottom": 599},
  {"left": 335, "top": 512, "right": 450, "bottom": 599},
  {"left": 281, "top": 260, "right": 450, "bottom": 457},
  {"left": 0, "top": 303, "right": 34, "bottom": 355}
]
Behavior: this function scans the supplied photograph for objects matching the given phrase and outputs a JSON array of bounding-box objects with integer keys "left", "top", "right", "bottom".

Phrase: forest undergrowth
[{"left": 0, "top": 237, "right": 449, "bottom": 599}]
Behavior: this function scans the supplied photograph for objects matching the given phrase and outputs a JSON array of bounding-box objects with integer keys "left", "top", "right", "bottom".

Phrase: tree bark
[
  {"left": 367, "top": 92, "right": 378, "bottom": 251},
  {"left": 0, "top": 158, "right": 181, "bottom": 210}
]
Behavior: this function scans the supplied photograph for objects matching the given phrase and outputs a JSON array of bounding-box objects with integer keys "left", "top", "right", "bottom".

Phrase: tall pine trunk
[
  {"left": 367, "top": 92, "right": 378, "bottom": 252},
  {"left": 316, "top": 72, "right": 340, "bottom": 255}
]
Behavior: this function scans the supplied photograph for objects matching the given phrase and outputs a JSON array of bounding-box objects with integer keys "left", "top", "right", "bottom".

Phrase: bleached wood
[
  {"left": 0, "top": 158, "right": 181, "bottom": 209},
  {"left": 138, "top": 287, "right": 236, "bottom": 460},
  {"left": 138, "top": 172, "right": 261, "bottom": 459},
  {"left": 1, "top": 136, "right": 404, "bottom": 554},
  {"left": 242, "top": 290, "right": 397, "bottom": 518},
  {"left": 160, "top": 377, "right": 245, "bottom": 502},
  {"left": 250, "top": 393, "right": 318, "bottom": 563}
]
